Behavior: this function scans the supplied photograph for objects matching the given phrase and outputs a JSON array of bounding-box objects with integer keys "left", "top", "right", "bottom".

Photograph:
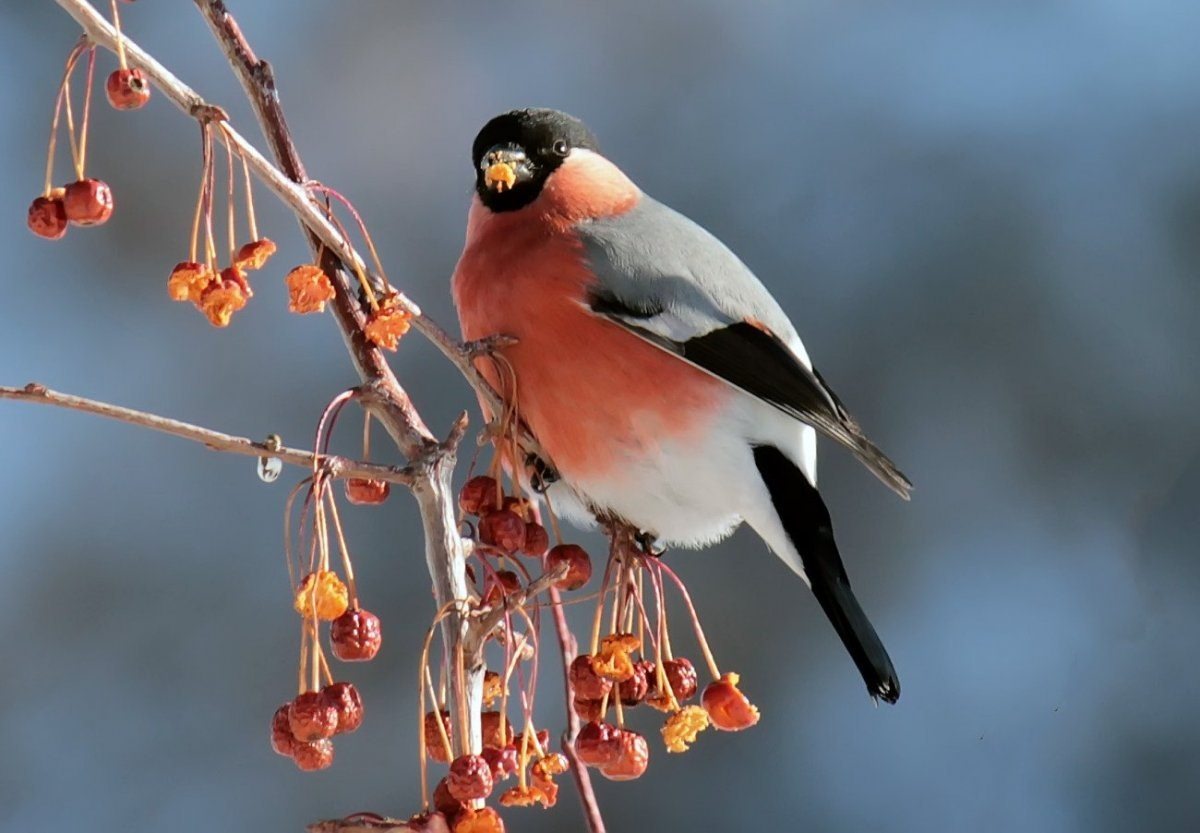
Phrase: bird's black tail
[{"left": 753, "top": 445, "right": 900, "bottom": 703}]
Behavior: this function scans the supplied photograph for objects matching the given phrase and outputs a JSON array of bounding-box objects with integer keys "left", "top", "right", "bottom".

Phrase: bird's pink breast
[{"left": 452, "top": 202, "right": 727, "bottom": 483}]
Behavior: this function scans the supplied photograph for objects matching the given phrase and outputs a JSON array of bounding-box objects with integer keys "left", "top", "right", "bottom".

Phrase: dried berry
[
  {"left": 572, "top": 697, "right": 605, "bottom": 722},
  {"left": 531, "top": 752, "right": 568, "bottom": 781},
  {"left": 293, "top": 570, "right": 350, "bottom": 621},
  {"left": 198, "top": 267, "right": 251, "bottom": 328},
  {"left": 569, "top": 655, "right": 612, "bottom": 701},
  {"left": 483, "top": 569, "right": 522, "bottom": 607},
  {"left": 27, "top": 194, "right": 67, "bottom": 240},
  {"left": 433, "top": 777, "right": 466, "bottom": 820},
  {"left": 63, "top": 179, "right": 113, "bottom": 226},
  {"left": 270, "top": 703, "right": 297, "bottom": 757},
  {"left": 167, "top": 261, "right": 215, "bottom": 304},
  {"left": 452, "top": 806, "right": 504, "bottom": 833},
  {"left": 480, "top": 710, "right": 515, "bottom": 750},
  {"left": 481, "top": 745, "right": 518, "bottom": 780},
  {"left": 288, "top": 691, "right": 339, "bottom": 742},
  {"left": 285, "top": 263, "right": 335, "bottom": 314},
  {"left": 322, "top": 681, "right": 364, "bottom": 734},
  {"left": 663, "top": 657, "right": 699, "bottom": 702},
  {"left": 600, "top": 728, "right": 649, "bottom": 781},
  {"left": 105, "top": 67, "right": 150, "bottom": 110},
  {"left": 291, "top": 737, "right": 335, "bottom": 771},
  {"left": 482, "top": 670, "right": 504, "bottom": 707},
  {"left": 619, "top": 659, "right": 654, "bottom": 706},
  {"left": 546, "top": 544, "right": 591, "bottom": 591},
  {"left": 458, "top": 475, "right": 500, "bottom": 515},
  {"left": 575, "top": 721, "right": 620, "bottom": 769},
  {"left": 502, "top": 496, "right": 533, "bottom": 522},
  {"left": 520, "top": 522, "right": 549, "bottom": 557},
  {"left": 662, "top": 704, "right": 710, "bottom": 752},
  {"left": 446, "top": 754, "right": 494, "bottom": 801},
  {"left": 344, "top": 478, "right": 390, "bottom": 505},
  {"left": 424, "top": 709, "right": 452, "bottom": 763},
  {"left": 702, "top": 672, "right": 760, "bottom": 731},
  {"left": 233, "top": 238, "right": 276, "bottom": 271},
  {"left": 364, "top": 294, "right": 412, "bottom": 351},
  {"left": 478, "top": 510, "right": 526, "bottom": 555},
  {"left": 330, "top": 607, "right": 382, "bottom": 661},
  {"left": 592, "top": 633, "right": 640, "bottom": 682}
]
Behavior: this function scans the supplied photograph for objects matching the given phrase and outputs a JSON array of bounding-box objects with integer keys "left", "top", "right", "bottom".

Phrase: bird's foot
[
  {"left": 525, "top": 452, "right": 559, "bottom": 493},
  {"left": 635, "top": 530, "right": 666, "bottom": 556},
  {"left": 463, "top": 333, "right": 519, "bottom": 359}
]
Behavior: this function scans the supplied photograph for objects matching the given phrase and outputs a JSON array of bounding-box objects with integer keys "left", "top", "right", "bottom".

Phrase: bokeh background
[{"left": 2, "top": 1, "right": 1199, "bottom": 831}]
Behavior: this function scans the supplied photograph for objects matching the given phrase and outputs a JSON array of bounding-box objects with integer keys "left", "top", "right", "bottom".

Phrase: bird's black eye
[{"left": 551, "top": 139, "right": 569, "bottom": 157}]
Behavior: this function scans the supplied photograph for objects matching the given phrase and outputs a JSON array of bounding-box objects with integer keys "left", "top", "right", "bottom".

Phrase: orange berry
[
  {"left": 198, "top": 267, "right": 251, "bottom": 327},
  {"left": 480, "top": 710, "right": 515, "bottom": 750},
  {"left": 364, "top": 293, "right": 412, "bottom": 351},
  {"left": 344, "top": 477, "right": 390, "bottom": 505},
  {"left": 285, "top": 263, "right": 335, "bottom": 314},
  {"left": 233, "top": 238, "right": 276, "bottom": 271},
  {"left": 293, "top": 570, "right": 349, "bottom": 621},
  {"left": 702, "top": 672, "right": 761, "bottom": 731},
  {"left": 423, "top": 709, "right": 453, "bottom": 763},
  {"left": 452, "top": 806, "right": 504, "bottom": 833},
  {"left": 166, "top": 261, "right": 215, "bottom": 304}
]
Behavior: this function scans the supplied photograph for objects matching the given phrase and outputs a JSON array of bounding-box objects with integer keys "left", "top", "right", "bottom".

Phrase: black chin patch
[{"left": 471, "top": 108, "right": 599, "bottom": 212}]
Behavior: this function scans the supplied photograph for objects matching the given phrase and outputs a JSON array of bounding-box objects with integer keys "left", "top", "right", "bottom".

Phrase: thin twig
[{"left": 0, "top": 383, "right": 414, "bottom": 486}]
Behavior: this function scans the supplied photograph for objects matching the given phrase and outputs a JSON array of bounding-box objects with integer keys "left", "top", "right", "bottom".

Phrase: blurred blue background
[{"left": 2, "top": 1, "right": 1199, "bottom": 831}]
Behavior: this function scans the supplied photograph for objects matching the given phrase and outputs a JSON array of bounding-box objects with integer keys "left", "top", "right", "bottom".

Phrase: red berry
[
  {"left": 27, "top": 194, "right": 67, "bottom": 239},
  {"left": 344, "top": 478, "right": 390, "bottom": 505},
  {"left": 663, "top": 657, "right": 698, "bottom": 702},
  {"left": 546, "top": 544, "right": 591, "bottom": 590},
  {"left": 599, "top": 729, "right": 649, "bottom": 781},
  {"left": 481, "top": 745, "right": 519, "bottom": 780},
  {"left": 330, "top": 607, "right": 382, "bottom": 661},
  {"left": 105, "top": 67, "right": 150, "bottom": 110},
  {"left": 433, "top": 778, "right": 465, "bottom": 820},
  {"left": 458, "top": 475, "right": 499, "bottom": 515},
  {"left": 288, "top": 691, "right": 338, "bottom": 741},
  {"left": 478, "top": 509, "right": 526, "bottom": 554},
  {"left": 447, "top": 754, "right": 494, "bottom": 801},
  {"left": 572, "top": 697, "right": 605, "bottom": 722},
  {"left": 424, "top": 709, "right": 453, "bottom": 762},
  {"left": 481, "top": 710, "right": 515, "bottom": 750},
  {"left": 482, "top": 569, "right": 522, "bottom": 606},
  {"left": 270, "top": 703, "right": 297, "bottom": 757},
  {"left": 62, "top": 179, "right": 113, "bottom": 226},
  {"left": 569, "top": 655, "right": 612, "bottom": 701},
  {"left": 291, "top": 737, "right": 335, "bottom": 771},
  {"left": 575, "top": 721, "right": 620, "bottom": 768},
  {"left": 520, "top": 522, "right": 549, "bottom": 557},
  {"left": 322, "top": 681, "right": 363, "bottom": 734},
  {"left": 619, "top": 660, "right": 654, "bottom": 706}
]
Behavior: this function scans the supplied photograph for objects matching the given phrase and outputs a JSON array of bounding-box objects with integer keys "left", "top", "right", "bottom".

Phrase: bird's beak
[{"left": 481, "top": 146, "right": 532, "bottom": 193}]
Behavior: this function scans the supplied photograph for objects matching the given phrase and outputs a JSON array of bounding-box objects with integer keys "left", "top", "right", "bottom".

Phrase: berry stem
[
  {"left": 323, "top": 489, "right": 359, "bottom": 606},
  {"left": 62, "top": 76, "right": 81, "bottom": 181},
  {"left": 310, "top": 184, "right": 392, "bottom": 294},
  {"left": 222, "top": 129, "right": 236, "bottom": 264},
  {"left": 45, "top": 39, "right": 88, "bottom": 195},
  {"left": 656, "top": 559, "right": 721, "bottom": 680},
  {"left": 77, "top": 47, "right": 96, "bottom": 179},
  {"left": 281, "top": 476, "right": 314, "bottom": 595},
  {"left": 109, "top": 0, "right": 127, "bottom": 70},
  {"left": 240, "top": 150, "right": 259, "bottom": 241},
  {"left": 323, "top": 208, "right": 379, "bottom": 310}
]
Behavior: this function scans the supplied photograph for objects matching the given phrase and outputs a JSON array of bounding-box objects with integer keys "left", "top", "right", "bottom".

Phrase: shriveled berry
[
  {"left": 63, "top": 179, "right": 113, "bottom": 226},
  {"left": 482, "top": 569, "right": 522, "bottom": 606},
  {"left": 233, "top": 237, "right": 276, "bottom": 271},
  {"left": 478, "top": 509, "right": 525, "bottom": 554},
  {"left": 599, "top": 728, "right": 649, "bottom": 781},
  {"left": 663, "top": 657, "right": 699, "bottom": 702},
  {"left": 270, "top": 703, "right": 297, "bottom": 757},
  {"left": 424, "top": 709, "right": 452, "bottom": 762},
  {"left": 446, "top": 754, "right": 494, "bottom": 801},
  {"left": 105, "top": 67, "right": 150, "bottom": 110},
  {"left": 292, "top": 737, "right": 335, "bottom": 771},
  {"left": 502, "top": 495, "right": 533, "bottom": 522},
  {"left": 569, "top": 655, "right": 612, "bottom": 701},
  {"left": 482, "top": 670, "right": 504, "bottom": 706},
  {"left": 27, "top": 194, "right": 67, "bottom": 240},
  {"left": 458, "top": 475, "right": 499, "bottom": 515},
  {"left": 575, "top": 721, "right": 620, "bottom": 768},
  {"left": 520, "top": 522, "right": 549, "bottom": 557},
  {"left": 481, "top": 744, "right": 518, "bottom": 780},
  {"left": 620, "top": 659, "right": 654, "bottom": 705},
  {"left": 166, "top": 261, "right": 215, "bottom": 303},
  {"left": 330, "top": 607, "right": 382, "bottom": 661},
  {"left": 546, "top": 544, "right": 591, "bottom": 590},
  {"left": 480, "top": 710, "right": 515, "bottom": 750},
  {"left": 198, "top": 267, "right": 250, "bottom": 327},
  {"left": 433, "top": 777, "right": 466, "bottom": 820},
  {"left": 531, "top": 752, "right": 569, "bottom": 781},
  {"left": 293, "top": 570, "right": 349, "bottom": 621},
  {"left": 288, "top": 691, "right": 338, "bottom": 741},
  {"left": 285, "top": 263, "right": 335, "bottom": 314},
  {"left": 702, "top": 672, "right": 761, "bottom": 731},
  {"left": 322, "top": 681, "right": 363, "bottom": 734},
  {"left": 345, "top": 478, "right": 390, "bottom": 505},
  {"left": 572, "top": 697, "right": 605, "bottom": 722}
]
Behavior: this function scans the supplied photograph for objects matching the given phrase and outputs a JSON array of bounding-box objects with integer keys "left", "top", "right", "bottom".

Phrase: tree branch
[{"left": 0, "top": 382, "right": 414, "bottom": 485}]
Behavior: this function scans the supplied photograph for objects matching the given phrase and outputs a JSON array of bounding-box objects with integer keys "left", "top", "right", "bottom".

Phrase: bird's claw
[
  {"left": 525, "top": 452, "right": 559, "bottom": 492},
  {"left": 463, "top": 333, "right": 519, "bottom": 358}
]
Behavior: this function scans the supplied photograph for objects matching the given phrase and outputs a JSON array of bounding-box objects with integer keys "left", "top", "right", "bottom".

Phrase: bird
[{"left": 451, "top": 108, "right": 910, "bottom": 703}]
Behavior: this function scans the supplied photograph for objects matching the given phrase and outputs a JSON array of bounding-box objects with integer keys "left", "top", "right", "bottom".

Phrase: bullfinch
[{"left": 452, "top": 108, "right": 911, "bottom": 703}]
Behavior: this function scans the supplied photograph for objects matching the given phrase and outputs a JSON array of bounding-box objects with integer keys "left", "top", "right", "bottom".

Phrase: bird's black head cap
[{"left": 472, "top": 108, "right": 599, "bottom": 212}]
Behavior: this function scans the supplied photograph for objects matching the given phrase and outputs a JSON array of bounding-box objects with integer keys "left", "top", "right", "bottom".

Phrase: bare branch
[{"left": 0, "top": 383, "right": 414, "bottom": 486}]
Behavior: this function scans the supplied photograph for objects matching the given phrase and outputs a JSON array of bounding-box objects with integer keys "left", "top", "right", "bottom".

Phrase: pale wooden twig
[{"left": 0, "top": 382, "right": 414, "bottom": 485}]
